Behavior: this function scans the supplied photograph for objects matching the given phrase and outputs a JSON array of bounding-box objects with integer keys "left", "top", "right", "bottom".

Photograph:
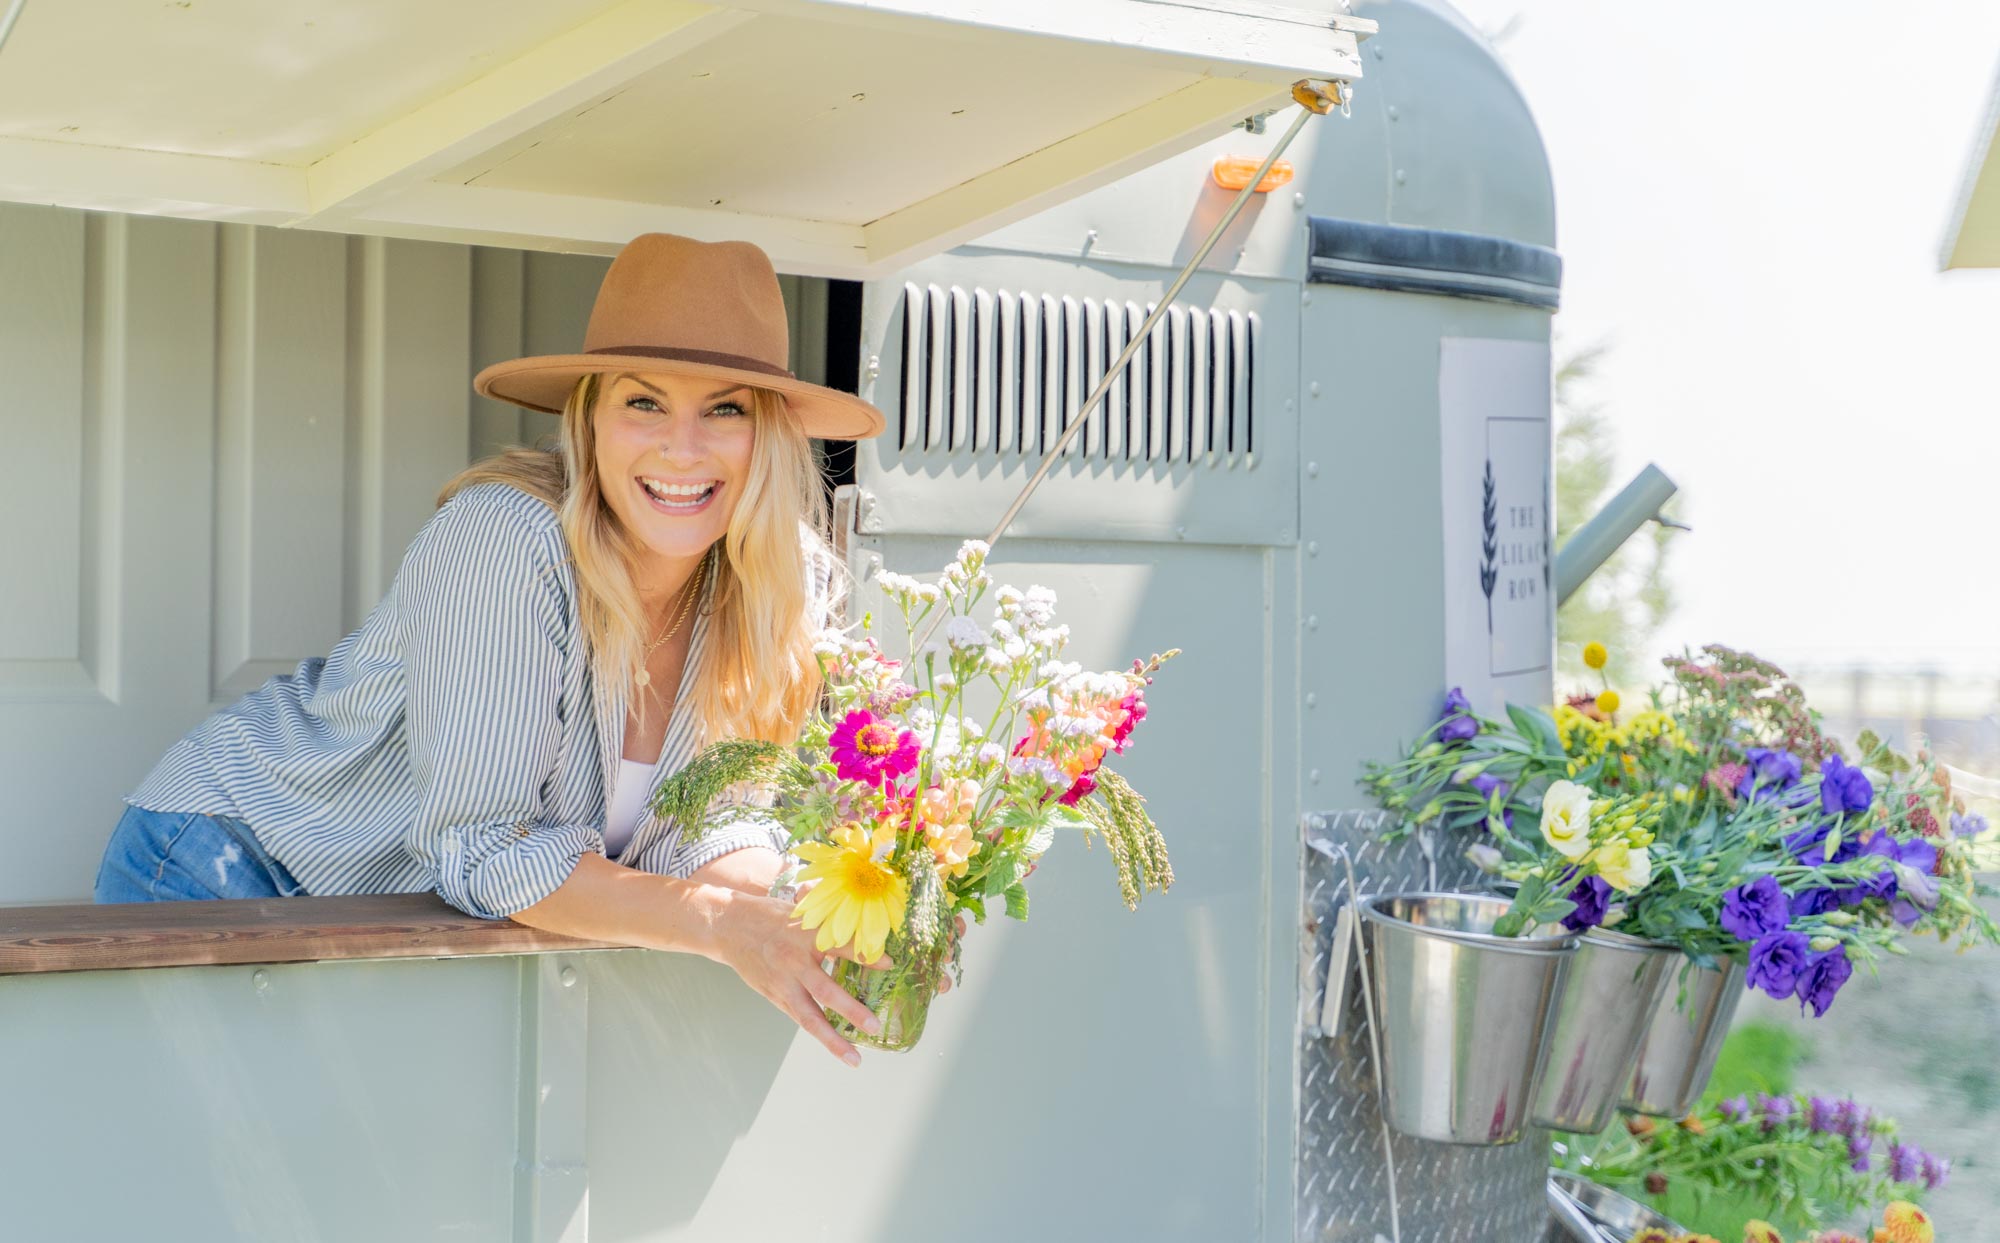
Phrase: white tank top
[{"left": 604, "top": 758, "right": 654, "bottom": 859}]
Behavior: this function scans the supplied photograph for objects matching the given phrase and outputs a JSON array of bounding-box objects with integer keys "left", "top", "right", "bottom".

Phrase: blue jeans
[{"left": 94, "top": 804, "right": 306, "bottom": 903}]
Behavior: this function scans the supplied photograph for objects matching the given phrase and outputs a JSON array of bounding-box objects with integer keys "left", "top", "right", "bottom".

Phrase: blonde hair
[{"left": 441, "top": 372, "right": 835, "bottom": 744}]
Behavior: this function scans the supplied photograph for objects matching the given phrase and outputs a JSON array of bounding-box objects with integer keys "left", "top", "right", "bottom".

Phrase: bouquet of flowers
[
  {"left": 1560, "top": 1091, "right": 1948, "bottom": 1242},
  {"left": 1361, "top": 644, "right": 1997, "bottom": 1015},
  {"left": 654, "top": 540, "right": 1176, "bottom": 1050}
]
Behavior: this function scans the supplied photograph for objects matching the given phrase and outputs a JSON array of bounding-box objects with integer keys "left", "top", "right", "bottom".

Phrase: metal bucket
[
  {"left": 1358, "top": 892, "right": 1579, "bottom": 1145},
  {"left": 1530, "top": 929, "right": 1678, "bottom": 1133},
  {"left": 1542, "top": 1170, "right": 1689, "bottom": 1242},
  {"left": 1620, "top": 958, "right": 1748, "bottom": 1117}
]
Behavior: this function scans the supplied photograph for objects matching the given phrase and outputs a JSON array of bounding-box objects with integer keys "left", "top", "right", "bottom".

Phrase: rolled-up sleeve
[{"left": 397, "top": 495, "right": 601, "bottom": 919}]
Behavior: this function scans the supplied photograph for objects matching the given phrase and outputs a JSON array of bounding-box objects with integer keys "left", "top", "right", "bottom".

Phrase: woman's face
[{"left": 593, "top": 371, "right": 757, "bottom": 580}]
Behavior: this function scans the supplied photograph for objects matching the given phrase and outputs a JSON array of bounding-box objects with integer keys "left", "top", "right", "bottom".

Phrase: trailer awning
[
  {"left": 0, "top": 0, "right": 1373, "bottom": 277},
  {"left": 1943, "top": 63, "right": 2000, "bottom": 269}
]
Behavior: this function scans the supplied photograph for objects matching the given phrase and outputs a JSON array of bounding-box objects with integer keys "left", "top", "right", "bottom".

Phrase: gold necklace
[{"left": 634, "top": 555, "right": 707, "bottom": 690}]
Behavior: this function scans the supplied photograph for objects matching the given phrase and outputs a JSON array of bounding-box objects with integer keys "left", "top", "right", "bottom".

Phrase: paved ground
[{"left": 1736, "top": 894, "right": 2000, "bottom": 1239}]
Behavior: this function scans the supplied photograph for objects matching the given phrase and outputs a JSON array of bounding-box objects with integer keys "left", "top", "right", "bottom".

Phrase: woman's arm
[{"left": 511, "top": 852, "right": 883, "bottom": 1065}]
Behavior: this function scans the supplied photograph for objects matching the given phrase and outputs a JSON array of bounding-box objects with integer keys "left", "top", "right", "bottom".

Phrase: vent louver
[{"left": 897, "top": 283, "right": 1257, "bottom": 465}]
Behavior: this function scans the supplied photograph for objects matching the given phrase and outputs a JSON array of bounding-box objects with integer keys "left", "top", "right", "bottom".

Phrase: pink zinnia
[{"left": 829, "top": 710, "right": 921, "bottom": 787}]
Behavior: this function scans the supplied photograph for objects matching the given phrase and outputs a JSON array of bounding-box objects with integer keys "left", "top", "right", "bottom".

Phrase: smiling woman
[{"left": 90, "top": 233, "right": 903, "bottom": 1067}]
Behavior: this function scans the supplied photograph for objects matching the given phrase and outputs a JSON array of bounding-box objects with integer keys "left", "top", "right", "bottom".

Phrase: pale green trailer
[{"left": 0, "top": 2, "right": 1564, "bottom": 1239}]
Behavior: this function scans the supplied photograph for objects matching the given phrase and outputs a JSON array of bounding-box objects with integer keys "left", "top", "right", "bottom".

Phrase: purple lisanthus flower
[
  {"left": 1737, "top": 747, "right": 1804, "bottom": 801},
  {"left": 1795, "top": 945, "right": 1854, "bottom": 1018},
  {"left": 1848, "top": 1133, "right": 1873, "bottom": 1172},
  {"left": 1786, "top": 820, "right": 1861, "bottom": 866},
  {"left": 1748, "top": 932, "right": 1813, "bottom": 999},
  {"left": 1805, "top": 1096, "right": 1839, "bottom": 1134},
  {"left": 1720, "top": 876, "right": 1791, "bottom": 942},
  {"left": 1789, "top": 886, "right": 1840, "bottom": 918},
  {"left": 1717, "top": 1095, "right": 1751, "bottom": 1123},
  {"left": 1438, "top": 687, "right": 1479, "bottom": 743},
  {"left": 1952, "top": 810, "right": 1989, "bottom": 838},
  {"left": 1887, "top": 1141, "right": 1924, "bottom": 1184},
  {"left": 1818, "top": 753, "right": 1874, "bottom": 816},
  {"left": 1562, "top": 875, "right": 1613, "bottom": 932},
  {"left": 1468, "top": 772, "right": 1510, "bottom": 801}
]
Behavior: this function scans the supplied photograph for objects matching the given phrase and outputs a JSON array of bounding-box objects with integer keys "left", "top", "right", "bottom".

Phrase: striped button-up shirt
[{"left": 131, "top": 482, "right": 826, "bottom": 919}]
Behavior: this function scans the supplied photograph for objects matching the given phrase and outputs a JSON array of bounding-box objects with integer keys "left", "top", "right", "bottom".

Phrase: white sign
[{"left": 1439, "top": 338, "right": 1554, "bottom": 715}]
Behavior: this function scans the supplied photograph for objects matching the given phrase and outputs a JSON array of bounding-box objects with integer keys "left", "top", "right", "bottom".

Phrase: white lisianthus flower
[
  {"left": 1538, "top": 780, "right": 1594, "bottom": 860},
  {"left": 1592, "top": 841, "right": 1652, "bottom": 893}
]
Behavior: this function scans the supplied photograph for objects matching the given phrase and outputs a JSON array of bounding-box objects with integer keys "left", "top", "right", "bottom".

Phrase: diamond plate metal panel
[{"left": 1296, "top": 810, "right": 1550, "bottom": 1243}]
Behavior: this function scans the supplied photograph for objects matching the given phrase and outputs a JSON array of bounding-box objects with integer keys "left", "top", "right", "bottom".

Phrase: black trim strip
[{"left": 1307, "top": 217, "right": 1562, "bottom": 311}]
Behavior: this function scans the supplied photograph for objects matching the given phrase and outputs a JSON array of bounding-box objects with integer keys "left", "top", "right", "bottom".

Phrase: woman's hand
[{"left": 708, "top": 888, "right": 888, "bottom": 1067}]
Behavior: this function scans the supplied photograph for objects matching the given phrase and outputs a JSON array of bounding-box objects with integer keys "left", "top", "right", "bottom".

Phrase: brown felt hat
[{"left": 473, "top": 232, "right": 884, "bottom": 440}]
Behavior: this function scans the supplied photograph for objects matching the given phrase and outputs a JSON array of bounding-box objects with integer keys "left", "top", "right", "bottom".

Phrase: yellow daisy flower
[{"left": 792, "top": 821, "right": 909, "bottom": 964}]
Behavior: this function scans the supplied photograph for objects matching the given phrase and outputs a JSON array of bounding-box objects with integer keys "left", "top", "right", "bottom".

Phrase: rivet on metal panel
[
  {"left": 1307, "top": 461, "right": 1319, "bottom": 477},
  {"left": 1373, "top": 41, "right": 1385, "bottom": 59},
  {"left": 1307, "top": 541, "right": 1320, "bottom": 556},
  {"left": 865, "top": 354, "right": 880, "bottom": 380},
  {"left": 1309, "top": 381, "right": 1322, "bottom": 398},
  {"left": 560, "top": 966, "right": 579, "bottom": 989},
  {"left": 1084, "top": 229, "right": 1098, "bottom": 252},
  {"left": 1284, "top": 397, "right": 1295, "bottom": 412},
  {"left": 1307, "top": 614, "right": 1319, "bottom": 629},
  {"left": 252, "top": 969, "right": 269, "bottom": 992},
  {"left": 1301, "top": 289, "right": 1313, "bottom": 307},
  {"left": 1388, "top": 105, "right": 1400, "bottom": 121},
  {"left": 1395, "top": 169, "right": 1407, "bottom": 185},
  {"left": 1306, "top": 692, "right": 1318, "bottom": 708},
  {"left": 1175, "top": 526, "right": 1187, "bottom": 540},
  {"left": 1293, "top": 190, "right": 1306, "bottom": 208},
  {"left": 1310, "top": 768, "right": 1322, "bottom": 783}
]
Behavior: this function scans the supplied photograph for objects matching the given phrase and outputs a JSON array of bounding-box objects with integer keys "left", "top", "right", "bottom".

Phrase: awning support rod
[{"left": 914, "top": 81, "right": 1343, "bottom": 647}]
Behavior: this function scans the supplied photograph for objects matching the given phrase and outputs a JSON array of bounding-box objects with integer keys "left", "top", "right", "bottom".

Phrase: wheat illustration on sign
[{"left": 1479, "top": 459, "right": 1499, "bottom": 635}]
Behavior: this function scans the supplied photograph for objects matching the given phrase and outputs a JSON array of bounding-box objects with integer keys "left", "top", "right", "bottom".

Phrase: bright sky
[{"left": 1444, "top": 0, "right": 2000, "bottom": 677}]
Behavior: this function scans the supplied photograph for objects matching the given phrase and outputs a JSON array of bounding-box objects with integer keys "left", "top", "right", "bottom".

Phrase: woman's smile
[{"left": 638, "top": 475, "right": 722, "bottom": 514}]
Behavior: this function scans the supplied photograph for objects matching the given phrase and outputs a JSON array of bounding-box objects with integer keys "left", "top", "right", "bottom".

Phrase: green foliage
[
  {"left": 1704, "top": 1020, "right": 1809, "bottom": 1102},
  {"left": 1075, "top": 767, "right": 1175, "bottom": 911},
  {"left": 647, "top": 739, "right": 808, "bottom": 842},
  {"left": 1553, "top": 339, "right": 1681, "bottom": 685}
]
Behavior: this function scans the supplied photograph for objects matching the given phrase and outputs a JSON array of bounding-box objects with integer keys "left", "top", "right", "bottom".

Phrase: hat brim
[{"left": 473, "top": 353, "right": 885, "bottom": 441}]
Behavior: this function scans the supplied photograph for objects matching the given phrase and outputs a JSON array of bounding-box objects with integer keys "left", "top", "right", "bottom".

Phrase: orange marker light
[{"left": 1211, "top": 156, "right": 1295, "bottom": 193}]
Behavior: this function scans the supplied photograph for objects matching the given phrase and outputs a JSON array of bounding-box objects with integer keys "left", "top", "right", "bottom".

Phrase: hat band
[{"left": 586, "top": 345, "right": 795, "bottom": 380}]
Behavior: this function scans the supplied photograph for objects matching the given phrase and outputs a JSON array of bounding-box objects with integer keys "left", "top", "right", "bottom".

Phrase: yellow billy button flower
[
  {"left": 791, "top": 822, "right": 910, "bottom": 965},
  {"left": 1582, "top": 641, "right": 1609, "bottom": 670},
  {"left": 1593, "top": 839, "right": 1653, "bottom": 893},
  {"left": 1596, "top": 689, "right": 1621, "bottom": 715},
  {"left": 1540, "top": 779, "right": 1595, "bottom": 860}
]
